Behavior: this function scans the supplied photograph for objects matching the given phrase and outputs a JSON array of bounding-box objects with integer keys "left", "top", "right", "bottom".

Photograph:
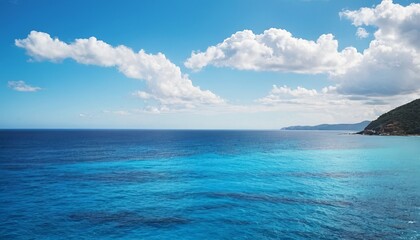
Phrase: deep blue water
[{"left": 0, "top": 130, "right": 419, "bottom": 239}]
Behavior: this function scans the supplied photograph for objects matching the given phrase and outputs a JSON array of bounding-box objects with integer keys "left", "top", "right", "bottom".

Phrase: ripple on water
[
  {"left": 68, "top": 210, "right": 190, "bottom": 228},
  {"left": 204, "top": 192, "right": 353, "bottom": 207}
]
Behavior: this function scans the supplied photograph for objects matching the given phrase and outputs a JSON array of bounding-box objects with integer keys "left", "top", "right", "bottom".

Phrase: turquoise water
[{"left": 0, "top": 130, "right": 419, "bottom": 239}]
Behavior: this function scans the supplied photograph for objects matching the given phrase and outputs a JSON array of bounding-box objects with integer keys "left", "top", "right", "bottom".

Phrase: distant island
[
  {"left": 282, "top": 121, "right": 370, "bottom": 131},
  {"left": 359, "top": 98, "right": 420, "bottom": 136}
]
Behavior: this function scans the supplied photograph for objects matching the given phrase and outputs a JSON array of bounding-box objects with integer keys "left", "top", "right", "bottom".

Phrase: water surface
[{"left": 0, "top": 130, "right": 419, "bottom": 239}]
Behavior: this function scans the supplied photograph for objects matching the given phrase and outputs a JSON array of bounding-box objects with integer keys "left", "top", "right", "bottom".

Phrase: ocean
[{"left": 0, "top": 130, "right": 419, "bottom": 239}]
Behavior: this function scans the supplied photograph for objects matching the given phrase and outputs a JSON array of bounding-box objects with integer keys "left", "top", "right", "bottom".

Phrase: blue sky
[{"left": 1, "top": 0, "right": 419, "bottom": 129}]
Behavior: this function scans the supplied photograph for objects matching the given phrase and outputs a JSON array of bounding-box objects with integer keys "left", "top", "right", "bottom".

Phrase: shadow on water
[
  {"left": 58, "top": 170, "right": 176, "bottom": 184},
  {"left": 68, "top": 210, "right": 190, "bottom": 228},
  {"left": 204, "top": 192, "right": 353, "bottom": 207}
]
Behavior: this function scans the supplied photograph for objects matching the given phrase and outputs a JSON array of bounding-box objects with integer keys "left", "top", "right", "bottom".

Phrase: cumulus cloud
[
  {"left": 337, "top": 0, "right": 420, "bottom": 96},
  {"left": 8, "top": 80, "right": 41, "bottom": 92},
  {"left": 186, "top": 0, "right": 420, "bottom": 97},
  {"left": 15, "top": 31, "right": 223, "bottom": 109},
  {"left": 339, "top": 0, "right": 420, "bottom": 48},
  {"left": 13, "top": 0, "right": 420, "bottom": 121},
  {"left": 185, "top": 28, "right": 362, "bottom": 75},
  {"left": 356, "top": 27, "right": 369, "bottom": 38}
]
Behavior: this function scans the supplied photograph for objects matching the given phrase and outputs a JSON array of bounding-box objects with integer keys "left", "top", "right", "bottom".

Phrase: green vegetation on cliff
[{"left": 361, "top": 99, "right": 420, "bottom": 135}]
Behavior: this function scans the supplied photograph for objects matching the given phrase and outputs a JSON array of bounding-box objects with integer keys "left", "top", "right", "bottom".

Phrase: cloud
[
  {"left": 185, "top": 28, "right": 361, "bottom": 75},
  {"left": 339, "top": 0, "right": 420, "bottom": 49},
  {"left": 356, "top": 27, "right": 369, "bottom": 38},
  {"left": 337, "top": 0, "right": 420, "bottom": 96},
  {"left": 257, "top": 84, "right": 420, "bottom": 113},
  {"left": 15, "top": 31, "right": 223, "bottom": 110},
  {"left": 186, "top": 0, "right": 420, "bottom": 97},
  {"left": 8, "top": 80, "right": 41, "bottom": 92},
  {"left": 256, "top": 85, "right": 342, "bottom": 106},
  {"left": 256, "top": 85, "right": 318, "bottom": 105},
  {"left": 13, "top": 0, "right": 420, "bottom": 124},
  {"left": 255, "top": 84, "right": 420, "bottom": 125}
]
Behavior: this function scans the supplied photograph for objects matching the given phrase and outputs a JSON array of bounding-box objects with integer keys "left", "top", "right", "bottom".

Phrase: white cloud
[
  {"left": 186, "top": 0, "right": 420, "bottom": 97},
  {"left": 81, "top": 83, "right": 419, "bottom": 127},
  {"left": 256, "top": 85, "right": 318, "bottom": 105},
  {"left": 15, "top": 31, "right": 223, "bottom": 110},
  {"left": 356, "top": 27, "right": 369, "bottom": 38},
  {"left": 256, "top": 85, "right": 340, "bottom": 106},
  {"left": 13, "top": 1, "right": 420, "bottom": 125},
  {"left": 255, "top": 84, "right": 420, "bottom": 125},
  {"left": 8, "top": 80, "right": 41, "bottom": 92},
  {"left": 258, "top": 84, "right": 419, "bottom": 110},
  {"left": 185, "top": 28, "right": 362, "bottom": 75},
  {"left": 339, "top": 0, "right": 420, "bottom": 49},
  {"left": 337, "top": 0, "right": 420, "bottom": 96}
]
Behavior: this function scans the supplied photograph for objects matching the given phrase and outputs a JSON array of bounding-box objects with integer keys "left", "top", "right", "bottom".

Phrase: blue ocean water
[{"left": 0, "top": 130, "right": 419, "bottom": 239}]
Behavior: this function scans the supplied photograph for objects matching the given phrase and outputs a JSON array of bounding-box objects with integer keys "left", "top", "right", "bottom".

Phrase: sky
[{"left": 1, "top": 0, "right": 419, "bottom": 129}]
